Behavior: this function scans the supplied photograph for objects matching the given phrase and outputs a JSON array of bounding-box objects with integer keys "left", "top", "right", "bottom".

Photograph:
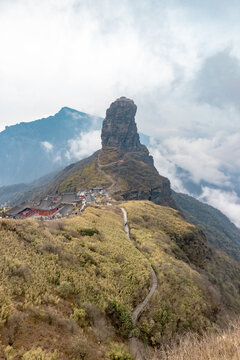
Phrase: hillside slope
[
  {"left": 0, "top": 204, "right": 151, "bottom": 358},
  {"left": 123, "top": 201, "right": 240, "bottom": 345},
  {"left": 1, "top": 201, "right": 240, "bottom": 358},
  {"left": 173, "top": 191, "right": 240, "bottom": 262}
]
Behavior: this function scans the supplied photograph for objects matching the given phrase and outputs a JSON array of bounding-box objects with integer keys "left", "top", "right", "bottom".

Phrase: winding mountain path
[
  {"left": 97, "top": 152, "right": 116, "bottom": 192},
  {"left": 97, "top": 153, "right": 158, "bottom": 359},
  {"left": 121, "top": 207, "right": 158, "bottom": 360}
]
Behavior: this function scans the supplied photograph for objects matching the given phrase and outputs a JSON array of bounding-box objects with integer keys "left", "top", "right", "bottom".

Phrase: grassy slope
[
  {"left": 123, "top": 201, "right": 240, "bottom": 345},
  {"left": 173, "top": 191, "right": 240, "bottom": 262},
  {"left": 57, "top": 158, "right": 110, "bottom": 193},
  {"left": 0, "top": 205, "right": 150, "bottom": 359},
  {"left": 1, "top": 201, "right": 240, "bottom": 358},
  {"left": 153, "top": 319, "right": 240, "bottom": 360}
]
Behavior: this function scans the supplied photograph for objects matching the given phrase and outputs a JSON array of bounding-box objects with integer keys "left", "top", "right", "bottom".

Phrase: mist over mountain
[
  {"left": 0, "top": 107, "right": 102, "bottom": 186},
  {"left": 1, "top": 102, "right": 240, "bottom": 229}
]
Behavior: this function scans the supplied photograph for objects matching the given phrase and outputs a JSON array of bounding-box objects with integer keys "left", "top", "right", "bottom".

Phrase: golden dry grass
[
  {"left": 0, "top": 204, "right": 151, "bottom": 358},
  {"left": 1, "top": 200, "right": 240, "bottom": 358},
  {"left": 58, "top": 158, "right": 111, "bottom": 193},
  {"left": 121, "top": 201, "right": 240, "bottom": 345},
  {"left": 153, "top": 320, "right": 240, "bottom": 360}
]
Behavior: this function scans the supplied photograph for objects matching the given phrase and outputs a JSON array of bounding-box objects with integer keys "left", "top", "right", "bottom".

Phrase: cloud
[
  {"left": 0, "top": 0, "right": 175, "bottom": 129},
  {"left": 150, "top": 136, "right": 228, "bottom": 186},
  {"left": 53, "top": 154, "right": 62, "bottom": 163},
  {"left": 1, "top": 0, "right": 240, "bottom": 130},
  {"left": 149, "top": 131, "right": 240, "bottom": 227},
  {"left": 199, "top": 187, "right": 240, "bottom": 228},
  {"left": 149, "top": 139, "right": 189, "bottom": 194},
  {"left": 1, "top": 0, "right": 240, "bottom": 227},
  {"left": 41, "top": 141, "right": 53, "bottom": 152},
  {"left": 193, "top": 49, "right": 240, "bottom": 109},
  {"left": 65, "top": 130, "right": 101, "bottom": 161}
]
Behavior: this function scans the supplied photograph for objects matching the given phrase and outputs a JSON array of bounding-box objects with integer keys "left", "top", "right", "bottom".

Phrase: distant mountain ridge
[{"left": 0, "top": 107, "right": 102, "bottom": 186}]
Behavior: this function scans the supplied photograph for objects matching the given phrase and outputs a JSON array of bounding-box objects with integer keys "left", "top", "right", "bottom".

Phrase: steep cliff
[{"left": 99, "top": 97, "right": 175, "bottom": 206}]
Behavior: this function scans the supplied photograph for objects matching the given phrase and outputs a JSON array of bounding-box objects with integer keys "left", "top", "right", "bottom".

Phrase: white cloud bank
[
  {"left": 199, "top": 188, "right": 240, "bottom": 228},
  {"left": 149, "top": 131, "right": 240, "bottom": 228},
  {"left": 41, "top": 141, "right": 53, "bottom": 152},
  {"left": 65, "top": 130, "right": 101, "bottom": 161}
]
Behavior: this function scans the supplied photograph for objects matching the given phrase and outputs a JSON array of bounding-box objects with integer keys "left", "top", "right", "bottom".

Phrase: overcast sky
[
  {"left": 1, "top": 0, "right": 240, "bottom": 225},
  {"left": 1, "top": 0, "right": 240, "bottom": 130}
]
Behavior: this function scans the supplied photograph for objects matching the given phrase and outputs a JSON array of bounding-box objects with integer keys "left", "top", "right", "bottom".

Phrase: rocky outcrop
[
  {"left": 100, "top": 97, "right": 176, "bottom": 207},
  {"left": 101, "top": 97, "right": 154, "bottom": 166},
  {"left": 102, "top": 97, "right": 141, "bottom": 151}
]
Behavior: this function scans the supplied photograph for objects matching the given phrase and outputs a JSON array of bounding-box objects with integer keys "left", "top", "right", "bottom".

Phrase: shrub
[
  {"left": 71, "top": 308, "right": 86, "bottom": 327},
  {"left": 57, "top": 281, "right": 75, "bottom": 299},
  {"left": 89, "top": 245, "right": 98, "bottom": 253},
  {"left": 41, "top": 294, "right": 60, "bottom": 305},
  {"left": 115, "top": 254, "right": 125, "bottom": 263},
  {"left": 63, "top": 232, "right": 72, "bottom": 242},
  {"left": 0, "top": 287, "right": 13, "bottom": 326},
  {"left": 141, "top": 244, "right": 153, "bottom": 254},
  {"left": 28, "top": 307, "right": 77, "bottom": 333},
  {"left": 81, "top": 252, "right": 97, "bottom": 266},
  {"left": 105, "top": 300, "right": 134, "bottom": 338},
  {"left": 131, "top": 216, "right": 142, "bottom": 225},
  {"left": 107, "top": 343, "right": 132, "bottom": 360},
  {"left": 113, "top": 267, "right": 122, "bottom": 276},
  {"left": 22, "top": 347, "right": 58, "bottom": 360},
  {"left": 79, "top": 228, "right": 99, "bottom": 237},
  {"left": 10, "top": 262, "right": 31, "bottom": 281},
  {"left": 67, "top": 339, "right": 95, "bottom": 359},
  {"left": 3, "top": 345, "right": 17, "bottom": 360},
  {"left": 6, "top": 312, "right": 24, "bottom": 345},
  {"left": 84, "top": 303, "right": 102, "bottom": 326},
  {"left": 40, "top": 242, "right": 61, "bottom": 255}
]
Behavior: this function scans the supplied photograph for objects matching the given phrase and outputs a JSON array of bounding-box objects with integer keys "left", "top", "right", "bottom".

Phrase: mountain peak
[
  {"left": 58, "top": 106, "right": 75, "bottom": 114},
  {"left": 101, "top": 96, "right": 142, "bottom": 152},
  {"left": 98, "top": 97, "right": 175, "bottom": 207}
]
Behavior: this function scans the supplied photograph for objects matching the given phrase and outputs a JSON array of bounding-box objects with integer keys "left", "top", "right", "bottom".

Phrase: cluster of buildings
[{"left": 2, "top": 187, "right": 106, "bottom": 220}]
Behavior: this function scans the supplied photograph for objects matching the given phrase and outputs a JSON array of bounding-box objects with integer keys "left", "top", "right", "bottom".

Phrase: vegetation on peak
[
  {"left": 57, "top": 157, "right": 110, "bottom": 193},
  {"left": 173, "top": 191, "right": 240, "bottom": 262}
]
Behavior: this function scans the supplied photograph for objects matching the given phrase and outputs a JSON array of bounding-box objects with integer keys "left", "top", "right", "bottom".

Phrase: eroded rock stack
[
  {"left": 100, "top": 97, "right": 175, "bottom": 207},
  {"left": 102, "top": 97, "right": 142, "bottom": 151}
]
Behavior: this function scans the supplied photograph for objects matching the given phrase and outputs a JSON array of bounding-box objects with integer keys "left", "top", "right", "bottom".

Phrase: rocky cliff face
[
  {"left": 102, "top": 97, "right": 142, "bottom": 151},
  {"left": 101, "top": 97, "right": 153, "bottom": 165},
  {"left": 100, "top": 97, "right": 175, "bottom": 207}
]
